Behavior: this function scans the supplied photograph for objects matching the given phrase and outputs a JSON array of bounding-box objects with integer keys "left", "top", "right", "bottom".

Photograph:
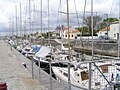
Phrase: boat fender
[
  {"left": 73, "top": 65, "right": 78, "bottom": 71},
  {"left": 115, "top": 73, "right": 120, "bottom": 83},
  {"left": 111, "top": 73, "right": 114, "bottom": 81}
]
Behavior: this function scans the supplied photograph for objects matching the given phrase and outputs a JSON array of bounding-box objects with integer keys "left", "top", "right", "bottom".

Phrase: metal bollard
[{"left": 0, "top": 82, "right": 7, "bottom": 90}]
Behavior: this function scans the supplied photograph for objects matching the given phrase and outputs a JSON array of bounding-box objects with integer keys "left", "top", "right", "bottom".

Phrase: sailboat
[
  {"left": 32, "top": 45, "right": 52, "bottom": 67},
  {"left": 52, "top": 0, "right": 120, "bottom": 90}
]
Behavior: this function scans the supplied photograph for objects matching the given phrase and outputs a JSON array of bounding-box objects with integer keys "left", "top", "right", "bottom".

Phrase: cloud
[{"left": 0, "top": 0, "right": 119, "bottom": 33}]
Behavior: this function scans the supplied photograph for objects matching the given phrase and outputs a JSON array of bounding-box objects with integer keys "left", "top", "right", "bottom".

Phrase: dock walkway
[
  {"left": 0, "top": 40, "right": 46, "bottom": 90},
  {"left": 11, "top": 41, "right": 68, "bottom": 90}
]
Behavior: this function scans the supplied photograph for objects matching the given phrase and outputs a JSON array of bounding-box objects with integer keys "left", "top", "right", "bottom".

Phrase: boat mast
[
  {"left": 15, "top": 5, "right": 18, "bottom": 44},
  {"left": 91, "top": 0, "right": 94, "bottom": 61},
  {"left": 59, "top": 0, "right": 63, "bottom": 40},
  {"left": 48, "top": 0, "right": 50, "bottom": 45},
  {"left": 67, "top": 0, "right": 71, "bottom": 62},
  {"left": 9, "top": 18, "right": 11, "bottom": 37},
  {"left": 89, "top": 0, "right": 93, "bottom": 90},
  {"left": 47, "top": 0, "right": 52, "bottom": 90},
  {"left": 74, "top": 0, "right": 80, "bottom": 26},
  {"left": 29, "top": 0, "right": 31, "bottom": 36},
  {"left": 81, "top": 0, "right": 87, "bottom": 61},
  {"left": 12, "top": 18, "right": 14, "bottom": 36},
  {"left": 118, "top": 0, "right": 120, "bottom": 58},
  {"left": 66, "top": 0, "right": 71, "bottom": 90},
  {"left": 38, "top": 0, "right": 43, "bottom": 83},
  {"left": 20, "top": 2, "right": 22, "bottom": 37},
  {"left": 40, "top": 0, "right": 42, "bottom": 38},
  {"left": 28, "top": 0, "right": 34, "bottom": 79}
]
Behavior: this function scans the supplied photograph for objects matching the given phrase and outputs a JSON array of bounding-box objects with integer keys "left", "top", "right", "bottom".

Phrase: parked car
[{"left": 98, "top": 36, "right": 110, "bottom": 40}]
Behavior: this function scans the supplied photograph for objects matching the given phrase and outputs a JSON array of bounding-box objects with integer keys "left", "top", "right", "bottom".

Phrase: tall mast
[
  {"left": 24, "top": 20, "right": 26, "bottom": 37},
  {"left": 9, "top": 18, "right": 11, "bottom": 37},
  {"left": 48, "top": 0, "right": 50, "bottom": 45},
  {"left": 118, "top": 0, "right": 120, "bottom": 57},
  {"left": 15, "top": 5, "right": 18, "bottom": 37},
  {"left": 20, "top": 2, "right": 22, "bottom": 37},
  {"left": 89, "top": 0, "right": 93, "bottom": 90},
  {"left": 67, "top": 0, "right": 70, "bottom": 62},
  {"left": 66, "top": 0, "right": 71, "bottom": 90},
  {"left": 29, "top": 0, "right": 34, "bottom": 79},
  {"left": 12, "top": 18, "right": 14, "bottom": 36},
  {"left": 60, "top": 0, "right": 62, "bottom": 39},
  {"left": 29, "top": 0, "right": 31, "bottom": 35},
  {"left": 40, "top": 0, "right": 42, "bottom": 37},
  {"left": 15, "top": 5, "right": 18, "bottom": 44},
  {"left": 81, "top": 0, "right": 87, "bottom": 61},
  {"left": 74, "top": 0, "right": 80, "bottom": 26},
  {"left": 33, "top": 4, "right": 36, "bottom": 36},
  {"left": 91, "top": 0, "right": 94, "bottom": 60}
]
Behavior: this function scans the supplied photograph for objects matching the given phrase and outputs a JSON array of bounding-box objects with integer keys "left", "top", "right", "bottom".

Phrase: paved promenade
[
  {"left": 0, "top": 40, "right": 46, "bottom": 90},
  {"left": 12, "top": 42, "right": 68, "bottom": 90}
]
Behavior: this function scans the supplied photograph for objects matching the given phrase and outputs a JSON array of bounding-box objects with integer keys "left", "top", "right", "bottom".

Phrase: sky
[{"left": 0, "top": 0, "right": 119, "bottom": 33}]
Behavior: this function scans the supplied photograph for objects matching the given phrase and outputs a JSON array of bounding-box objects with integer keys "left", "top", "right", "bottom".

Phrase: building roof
[
  {"left": 63, "top": 28, "right": 68, "bottom": 30},
  {"left": 63, "top": 27, "right": 74, "bottom": 31},
  {"left": 100, "top": 26, "right": 110, "bottom": 32},
  {"left": 71, "top": 30, "right": 80, "bottom": 33},
  {"left": 65, "top": 29, "right": 80, "bottom": 34}
]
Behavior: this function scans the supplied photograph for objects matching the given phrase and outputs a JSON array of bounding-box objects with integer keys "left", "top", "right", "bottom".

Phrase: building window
[
  {"left": 72, "top": 34, "right": 73, "bottom": 37},
  {"left": 77, "top": 34, "right": 80, "bottom": 37},
  {"left": 63, "top": 72, "right": 68, "bottom": 77},
  {"left": 65, "top": 35, "right": 67, "bottom": 37},
  {"left": 117, "top": 33, "right": 119, "bottom": 39},
  {"left": 114, "top": 28, "right": 115, "bottom": 31},
  {"left": 114, "top": 34, "right": 116, "bottom": 37}
]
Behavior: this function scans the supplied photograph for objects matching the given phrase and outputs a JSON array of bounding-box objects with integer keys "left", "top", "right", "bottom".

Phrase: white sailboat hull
[
  {"left": 56, "top": 77, "right": 87, "bottom": 90},
  {"left": 52, "top": 62, "right": 120, "bottom": 90}
]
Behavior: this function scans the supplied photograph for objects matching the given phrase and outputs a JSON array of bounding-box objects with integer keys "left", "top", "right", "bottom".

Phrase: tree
[
  {"left": 84, "top": 15, "right": 102, "bottom": 35},
  {"left": 42, "top": 32, "right": 53, "bottom": 39},
  {"left": 76, "top": 26, "right": 97, "bottom": 36},
  {"left": 97, "top": 18, "right": 119, "bottom": 32},
  {"left": 35, "top": 32, "right": 39, "bottom": 36},
  {"left": 76, "top": 26, "right": 89, "bottom": 35},
  {"left": 103, "top": 18, "right": 118, "bottom": 23}
]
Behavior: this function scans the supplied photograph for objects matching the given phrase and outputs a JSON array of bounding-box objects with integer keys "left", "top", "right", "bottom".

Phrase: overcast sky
[{"left": 0, "top": 0, "right": 119, "bottom": 32}]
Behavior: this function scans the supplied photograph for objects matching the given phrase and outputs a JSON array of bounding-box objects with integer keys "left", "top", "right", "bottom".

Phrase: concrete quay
[
  {"left": 10, "top": 41, "right": 68, "bottom": 90},
  {"left": 0, "top": 40, "right": 46, "bottom": 90}
]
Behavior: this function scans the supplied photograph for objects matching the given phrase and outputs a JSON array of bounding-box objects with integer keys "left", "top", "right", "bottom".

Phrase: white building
[
  {"left": 97, "top": 26, "right": 110, "bottom": 37},
  {"left": 60, "top": 27, "right": 80, "bottom": 39},
  {"left": 108, "top": 21, "right": 119, "bottom": 39},
  {"left": 97, "top": 21, "right": 119, "bottom": 39}
]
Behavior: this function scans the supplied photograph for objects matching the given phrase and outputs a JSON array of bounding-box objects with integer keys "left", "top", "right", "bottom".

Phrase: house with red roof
[
  {"left": 97, "top": 26, "right": 110, "bottom": 37},
  {"left": 97, "top": 21, "right": 119, "bottom": 39},
  {"left": 61, "top": 27, "right": 80, "bottom": 39}
]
